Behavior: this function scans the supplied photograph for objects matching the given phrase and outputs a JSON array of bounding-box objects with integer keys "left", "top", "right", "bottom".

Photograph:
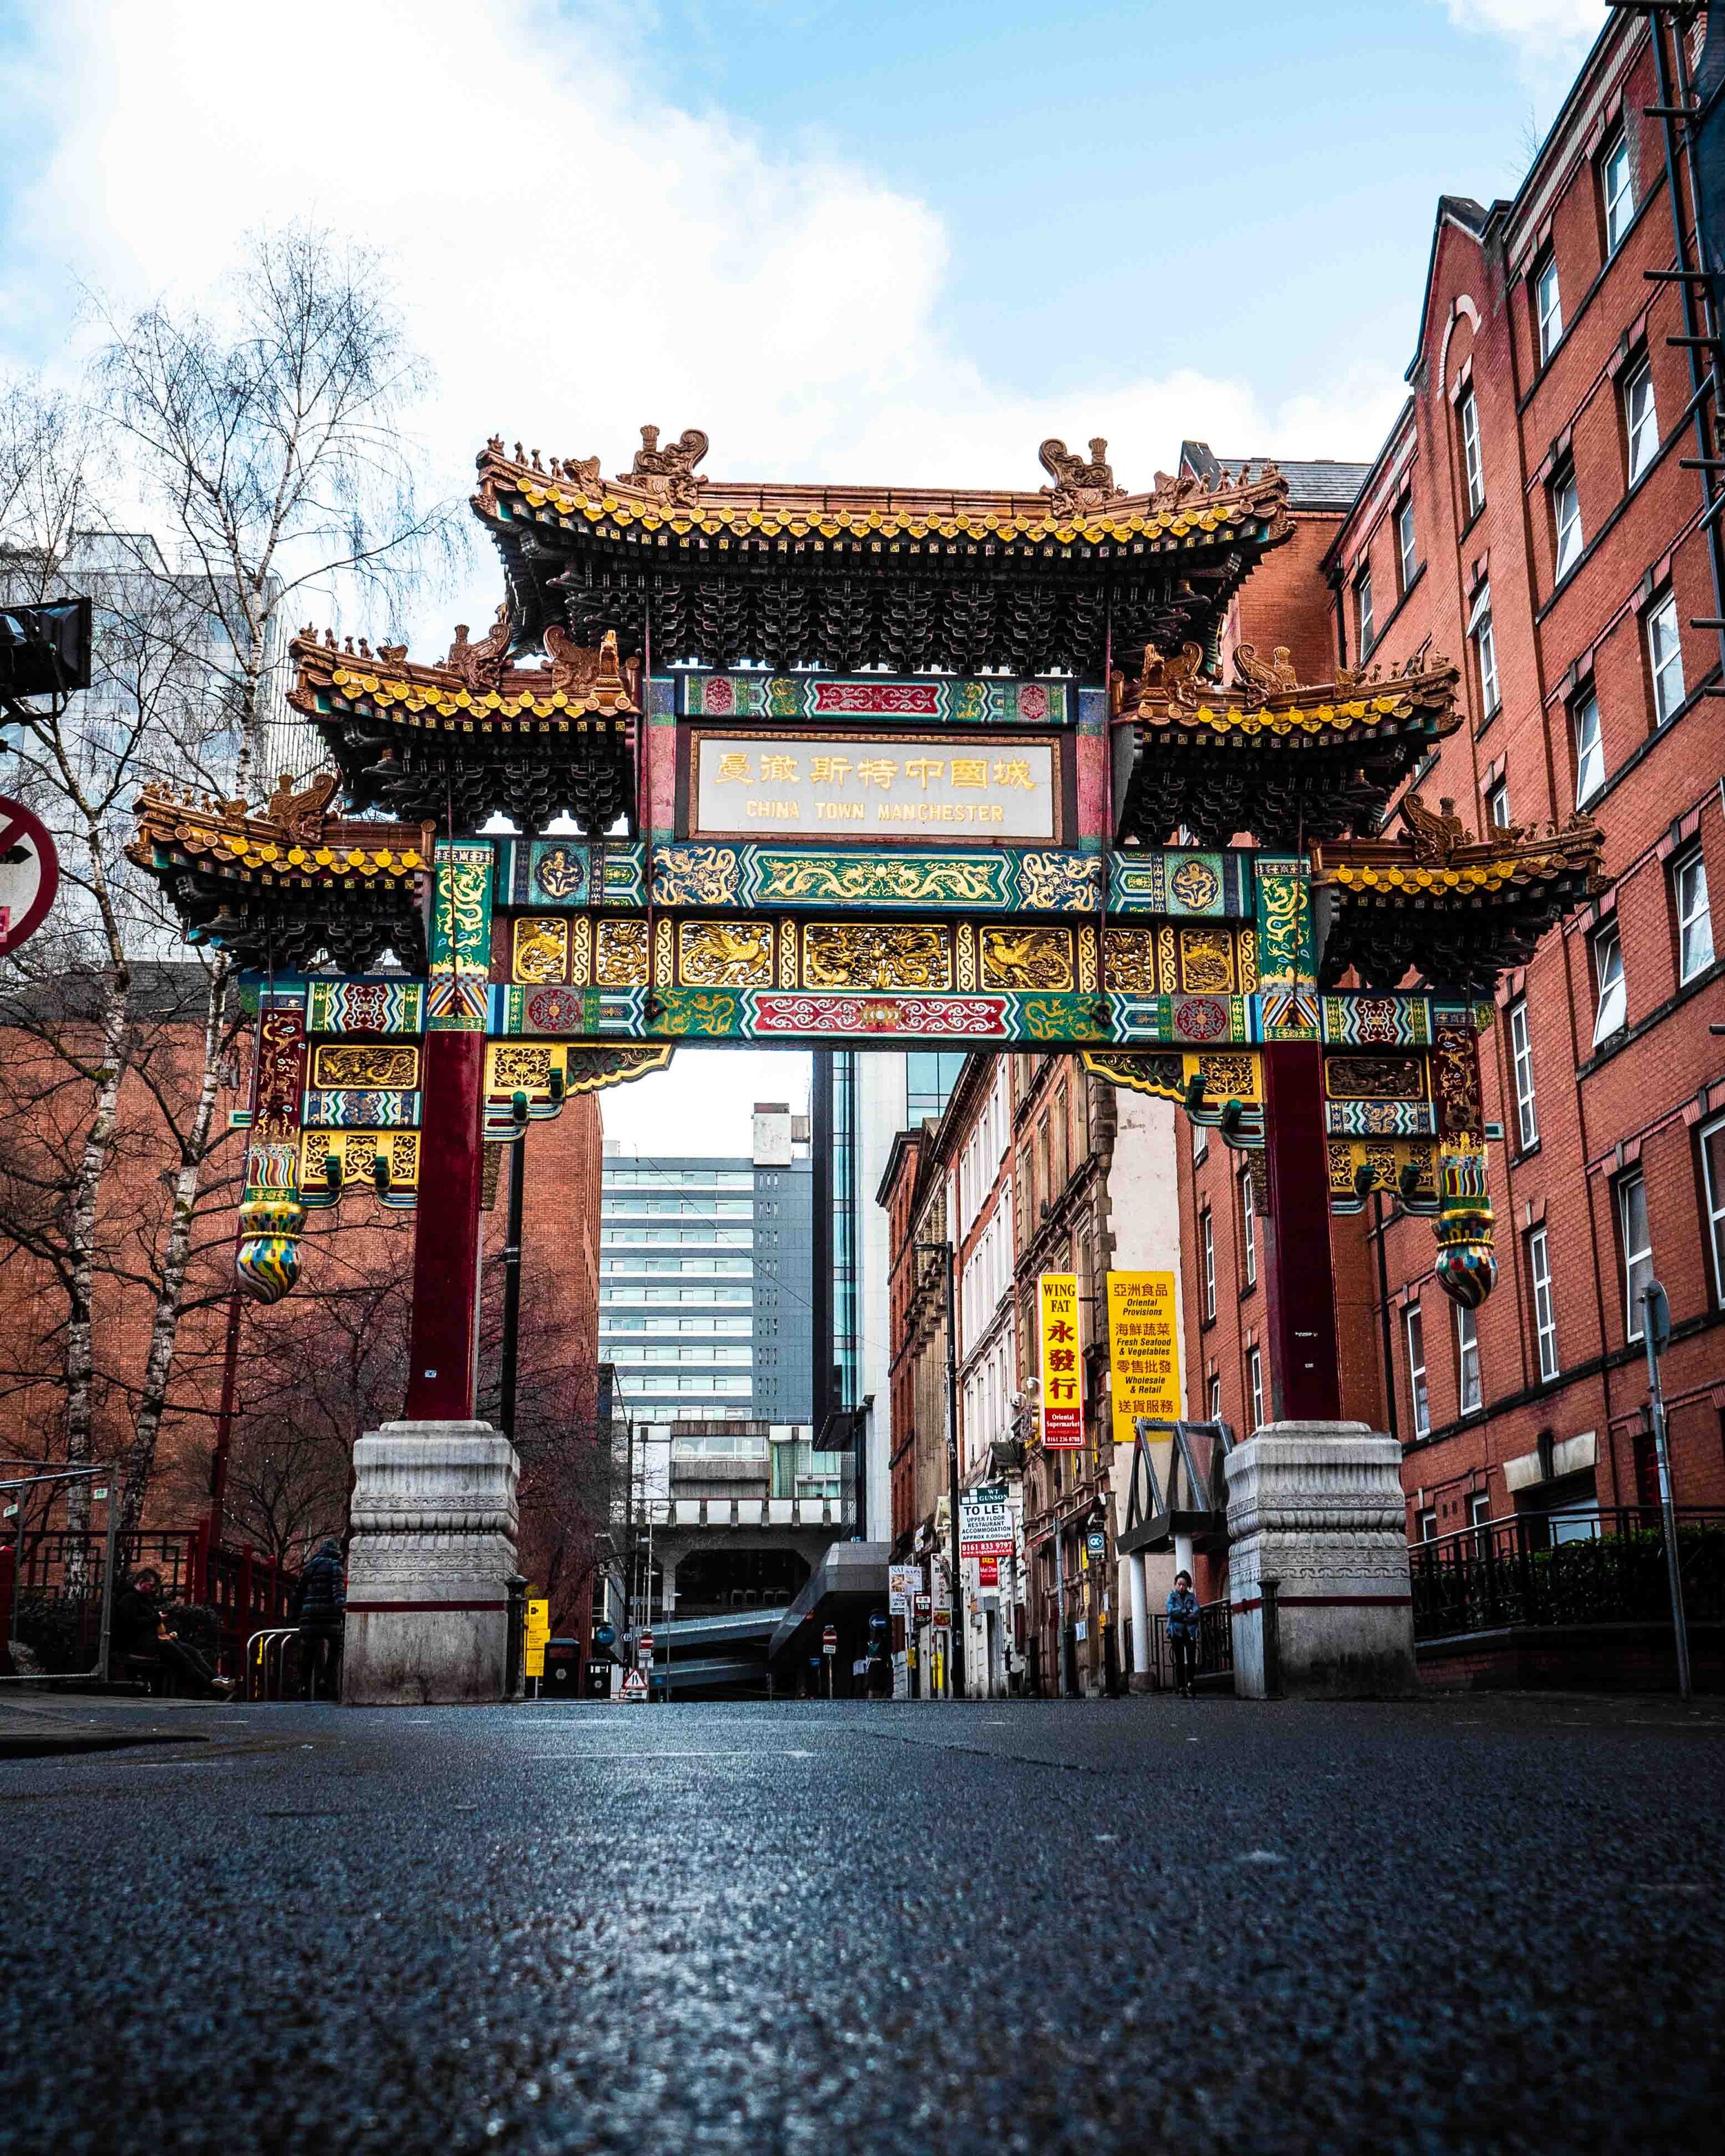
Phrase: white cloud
[
  {"left": 3, "top": 0, "right": 1406, "bottom": 646},
  {"left": 1441, "top": 1, "right": 1606, "bottom": 76}
]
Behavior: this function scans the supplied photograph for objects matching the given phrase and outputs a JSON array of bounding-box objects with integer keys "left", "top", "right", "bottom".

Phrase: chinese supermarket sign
[
  {"left": 1106, "top": 1271, "right": 1183, "bottom": 1445},
  {"left": 1038, "top": 1272, "right": 1084, "bottom": 1450},
  {"left": 691, "top": 733, "right": 1058, "bottom": 841}
]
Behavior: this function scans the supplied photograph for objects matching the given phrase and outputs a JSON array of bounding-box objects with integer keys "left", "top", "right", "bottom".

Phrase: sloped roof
[{"left": 1180, "top": 441, "right": 1369, "bottom": 514}]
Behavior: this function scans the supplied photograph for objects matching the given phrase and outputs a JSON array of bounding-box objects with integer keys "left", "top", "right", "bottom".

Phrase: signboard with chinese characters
[
  {"left": 888, "top": 1563, "right": 923, "bottom": 1616},
  {"left": 1106, "top": 1270, "right": 1183, "bottom": 1443},
  {"left": 1037, "top": 1272, "right": 1085, "bottom": 1449},
  {"left": 690, "top": 733, "right": 1061, "bottom": 842}
]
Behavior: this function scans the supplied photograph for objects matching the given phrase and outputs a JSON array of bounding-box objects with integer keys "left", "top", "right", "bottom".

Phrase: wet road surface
[{"left": 2, "top": 1691, "right": 1722, "bottom": 2153}]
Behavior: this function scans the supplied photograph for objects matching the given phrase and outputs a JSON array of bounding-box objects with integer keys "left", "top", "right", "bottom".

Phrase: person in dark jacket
[
  {"left": 1166, "top": 1570, "right": 1201, "bottom": 1699},
  {"left": 111, "top": 1567, "right": 234, "bottom": 1698},
  {"left": 295, "top": 1537, "right": 346, "bottom": 1701}
]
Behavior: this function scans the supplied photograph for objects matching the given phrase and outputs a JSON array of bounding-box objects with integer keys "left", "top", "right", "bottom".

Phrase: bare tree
[{"left": 0, "top": 224, "right": 451, "bottom": 1539}]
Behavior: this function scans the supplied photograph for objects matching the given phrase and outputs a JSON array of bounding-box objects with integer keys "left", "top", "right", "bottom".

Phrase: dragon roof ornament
[{"left": 473, "top": 429, "right": 1290, "bottom": 548}]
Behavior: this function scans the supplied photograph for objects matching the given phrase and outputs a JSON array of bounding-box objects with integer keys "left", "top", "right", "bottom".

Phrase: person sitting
[{"left": 111, "top": 1567, "right": 235, "bottom": 1699}]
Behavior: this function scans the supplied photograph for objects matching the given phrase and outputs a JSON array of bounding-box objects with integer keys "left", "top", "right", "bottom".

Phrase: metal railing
[
  {"left": 2, "top": 1529, "right": 298, "bottom": 1680},
  {"left": 1408, "top": 1507, "right": 1725, "bottom": 1641},
  {"left": 1139, "top": 1597, "right": 1234, "bottom": 1691}
]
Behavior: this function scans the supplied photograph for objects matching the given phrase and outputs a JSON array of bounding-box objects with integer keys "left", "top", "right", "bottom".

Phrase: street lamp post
[{"left": 916, "top": 1238, "right": 965, "bottom": 1701}]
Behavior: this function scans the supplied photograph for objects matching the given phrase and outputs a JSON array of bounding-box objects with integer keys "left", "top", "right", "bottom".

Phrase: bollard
[
  {"left": 504, "top": 1574, "right": 527, "bottom": 1701},
  {"left": 1261, "top": 1576, "right": 1283, "bottom": 1700}
]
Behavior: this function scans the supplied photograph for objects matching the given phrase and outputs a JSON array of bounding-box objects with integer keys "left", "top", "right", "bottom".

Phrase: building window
[
  {"left": 1508, "top": 997, "right": 1538, "bottom": 1150},
  {"left": 1356, "top": 563, "right": 1375, "bottom": 657},
  {"left": 1469, "top": 582, "right": 1500, "bottom": 718},
  {"left": 1246, "top": 1346, "right": 1264, "bottom": 1434},
  {"left": 1528, "top": 1225, "right": 1559, "bottom": 1381},
  {"left": 1701, "top": 1114, "right": 1725, "bottom": 1305},
  {"left": 1603, "top": 130, "right": 1635, "bottom": 253},
  {"left": 1241, "top": 1170, "right": 1256, "bottom": 1288},
  {"left": 1396, "top": 495, "right": 1419, "bottom": 593},
  {"left": 1619, "top": 1171, "right": 1654, "bottom": 1341},
  {"left": 1552, "top": 468, "right": 1584, "bottom": 582},
  {"left": 1624, "top": 356, "right": 1659, "bottom": 484},
  {"left": 1193, "top": 1118, "right": 1208, "bottom": 1163},
  {"left": 1459, "top": 388, "right": 1485, "bottom": 519},
  {"left": 1485, "top": 776, "right": 1510, "bottom": 831},
  {"left": 1201, "top": 1209, "right": 1216, "bottom": 1322},
  {"left": 1208, "top": 1373, "right": 1223, "bottom": 1423},
  {"left": 1468, "top": 1490, "right": 1492, "bottom": 1531},
  {"left": 1417, "top": 1507, "right": 1438, "bottom": 1542},
  {"left": 1648, "top": 591, "right": 1686, "bottom": 724},
  {"left": 1535, "top": 254, "right": 1564, "bottom": 363},
  {"left": 1675, "top": 847, "right": 1715, "bottom": 983},
  {"left": 1573, "top": 688, "right": 1606, "bottom": 807},
  {"left": 1405, "top": 1303, "right": 1430, "bottom": 1439},
  {"left": 1591, "top": 921, "right": 1626, "bottom": 1045},
  {"left": 1455, "top": 1301, "right": 1481, "bottom": 1415}
]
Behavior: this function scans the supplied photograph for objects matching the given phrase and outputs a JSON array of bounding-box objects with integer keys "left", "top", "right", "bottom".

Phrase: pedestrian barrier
[
  {"left": 1141, "top": 1598, "right": 1234, "bottom": 1693},
  {"left": 246, "top": 1626, "right": 304, "bottom": 1702}
]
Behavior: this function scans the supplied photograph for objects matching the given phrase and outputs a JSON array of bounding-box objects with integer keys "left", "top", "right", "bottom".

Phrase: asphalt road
[{"left": 2, "top": 1690, "right": 1722, "bottom": 2155}]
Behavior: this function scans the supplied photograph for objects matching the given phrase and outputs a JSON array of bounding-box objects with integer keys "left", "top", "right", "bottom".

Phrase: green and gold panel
[
  {"left": 802, "top": 922, "right": 952, "bottom": 991},
  {"left": 1326, "top": 1136, "right": 1438, "bottom": 1202},
  {"left": 300, "top": 1128, "right": 421, "bottom": 1193},
  {"left": 1083, "top": 1047, "right": 1263, "bottom": 1105}
]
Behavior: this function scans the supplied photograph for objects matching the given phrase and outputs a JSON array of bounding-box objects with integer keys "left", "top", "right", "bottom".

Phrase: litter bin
[
  {"left": 583, "top": 1658, "right": 614, "bottom": 1699},
  {"left": 544, "top": 1639, "right": 581, "bottom": 1695}
]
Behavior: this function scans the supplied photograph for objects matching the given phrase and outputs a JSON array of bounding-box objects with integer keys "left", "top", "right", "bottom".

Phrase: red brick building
[{"left": 1179, "top": 8, "right": 1725, "bottom": 1547}]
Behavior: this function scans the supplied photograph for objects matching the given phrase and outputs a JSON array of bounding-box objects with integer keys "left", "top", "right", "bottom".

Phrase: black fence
[
  {"left": 1408, "top": 1507, "right": 1725, "bottom": 1641},
  {"left": 1138, "top": 1597, "right": 1234, "bottom": 1691}
]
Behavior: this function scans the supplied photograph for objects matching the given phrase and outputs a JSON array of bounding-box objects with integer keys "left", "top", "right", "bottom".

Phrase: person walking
[
  {"left": 1166, "top": 1570, "right": 1201, "bottom": 1699},
  {"left": 295, "top": 1536, "right": 347, "bottom": 1702}
]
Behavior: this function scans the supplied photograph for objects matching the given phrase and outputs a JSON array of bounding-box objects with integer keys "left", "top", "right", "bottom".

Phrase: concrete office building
[{"left": 599, "top": 1104, "right": 813, "bottom": 1427}]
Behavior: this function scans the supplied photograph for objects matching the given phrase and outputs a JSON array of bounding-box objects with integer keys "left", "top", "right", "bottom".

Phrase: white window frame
[
  {"left": 1468, "top": 1490, "right": 1492, "bottom": 1530},
  {"left": 1604, "top": 130, "right": 1635, "bottom": 253},
  {"left": 1700, "top": 1114, "right": 1725, "bottom": 1305},
  {"left": 1459, "top": 388, "right": 1485, "bottom": 518},
  {"left": 1619, "top": 1171, "right": 1653, "bottom": 1342},
  {"left": 1508, "top": 997, "right": 1539, "bottom": 1151},
  {"left": 1648, "top": 591, "right": 1686, "bottom": 723},
  {"left": 1193, "top": 1117, "right": 1208, "bottom": 1163},
  {"left": 1417, "top": 1507, "right": 1439, "bottom": 1543},
  {"left": 1536, "top": 255, "right": 1564, "bottom": 363},
  {"left": 1486, "top": 777, "right": 1510, "bottom": 831},
  {"left": 1528, "top": 1226, "right": 1559, "bottom": 1381},
  {"left": 1356, "top": 563, "right": 1375, "bottom": 657},
  {"left": 1405, "top": 1303, "right": 1430, "bottom": 1439},
  {"left": 1624, "top": 355, "right": 1659, "bottom": 484},
  {"left": 1208, "top": 1373, "right": 1223, "bottom": 1423},
  {"left": 1552, "top": 469, "right": 1584, "bottom": 581},
  {"left": 1469, "top": 582, "right": 1500, "bottom": 717},
  {"left": 1246, "top": 1346, "right": 1264, "bottom": 1434},
  {"left": 1675, "top": 847, "right": 1715, "bottom": 984},
  {"left": 1573, "top": 689, "right": 1606, "bottom": 807},
  {"left": 1397, "top": 495, "right": 1419, "bottom": 593},
  {"left": 1201, "top": 1209, "right": 1216, "bottom": 1322},
  {"left": 1591, "top": 921, "right": 1626, "bottom": 1046},
  {"left": 1241, "top": 1170, "right": 1256, "bottom": 1288},
  {"left": 1456, "top": 1301, "right": 1481, "bottom": 1416}
]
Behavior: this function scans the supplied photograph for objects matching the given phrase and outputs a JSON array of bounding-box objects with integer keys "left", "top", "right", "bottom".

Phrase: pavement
[{"left": 1, "top": 1690, "right": 1722, "bottom": 2155}]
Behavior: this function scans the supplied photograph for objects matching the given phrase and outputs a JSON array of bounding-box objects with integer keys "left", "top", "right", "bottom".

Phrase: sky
[{"left": 0, "top": 0, "right": 1610, "bottom": 1149}]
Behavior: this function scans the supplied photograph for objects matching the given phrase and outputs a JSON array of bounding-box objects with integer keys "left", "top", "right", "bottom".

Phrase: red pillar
[
  {"left": 404, "top": 1029, "right": 486, "bottom": 1421},
  {"left": 1259, "top": 1041, "right": 1342, "bottom": 1424}
]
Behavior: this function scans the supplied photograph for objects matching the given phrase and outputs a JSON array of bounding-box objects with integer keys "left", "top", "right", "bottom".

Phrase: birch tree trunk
[{"left": 119, "top": 957, "right": 229, "bottom": 1535}]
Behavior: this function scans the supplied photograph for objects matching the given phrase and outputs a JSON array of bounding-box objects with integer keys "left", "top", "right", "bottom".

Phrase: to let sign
[
  {"left": 1106, "top": 1270, "right": 1184, "bottom": 1443},
  {"left": 1038, "top": 1272, "right": 1084, "bottom": 1449},
  {"left": 958, "top": 1493, "right": 1014, "bottom": 1559}
]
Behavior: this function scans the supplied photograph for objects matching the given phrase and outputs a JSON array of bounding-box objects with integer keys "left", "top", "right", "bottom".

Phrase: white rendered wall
[{"left": 856, "top": 1053, "right": 909, "bottom": 1542}]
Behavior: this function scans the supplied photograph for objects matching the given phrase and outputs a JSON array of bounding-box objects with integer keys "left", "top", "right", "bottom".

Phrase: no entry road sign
[
  {"left": 822, "top": 1625, "right": 837, "bottom": 1656},
  {"left": 0, "top": 798, "right": 59, "bottom": 960}
]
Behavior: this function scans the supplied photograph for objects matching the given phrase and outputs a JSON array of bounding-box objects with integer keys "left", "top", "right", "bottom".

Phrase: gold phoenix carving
[
  {"left": 678, "top": 920, "right": 776, "bottom": 987},
  {"left": 979, "top": 927, "right": 1073, "bottom": 990},
  {"left": 513, "top": 916, "right": 569, "bottom": 985}
]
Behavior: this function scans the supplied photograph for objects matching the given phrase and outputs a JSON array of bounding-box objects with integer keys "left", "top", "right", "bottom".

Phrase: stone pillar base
[
  {"left": 1223, "top": 1421, "right": 1416, "bottom": 1700},
  {"left": 343, "top": 1421, "right": 520, "bottom": 1706}
]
